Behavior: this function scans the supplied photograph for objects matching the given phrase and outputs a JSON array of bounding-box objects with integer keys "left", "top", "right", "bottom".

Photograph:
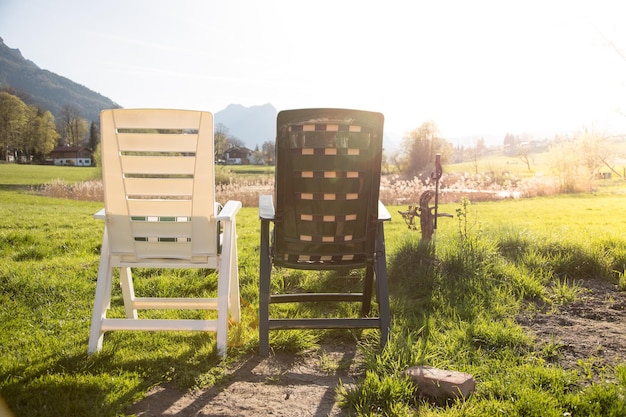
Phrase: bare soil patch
[
  {"left": 517, "top": 278, "right": 626, "bottom": 372},
  {"left": 128, "top": 279, "right": 626, "bottom": 416}
]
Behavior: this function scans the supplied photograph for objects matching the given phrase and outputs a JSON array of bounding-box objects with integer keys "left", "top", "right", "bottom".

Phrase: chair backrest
[
  {"left": 100, "top": 109, "right": 217, "bottom": 262},
  {"left": 273, "top": 108, "right": 384, "bottom": 268}
]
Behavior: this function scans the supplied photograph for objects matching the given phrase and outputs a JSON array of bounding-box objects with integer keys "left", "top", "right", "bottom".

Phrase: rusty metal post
[{"left": 430, "top": 154, "right": 443, "bottom": 247}]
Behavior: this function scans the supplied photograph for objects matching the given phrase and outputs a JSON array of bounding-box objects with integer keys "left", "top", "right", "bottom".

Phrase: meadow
[{"left": 1, "top": 164, "right": 625, "bottom": 416}]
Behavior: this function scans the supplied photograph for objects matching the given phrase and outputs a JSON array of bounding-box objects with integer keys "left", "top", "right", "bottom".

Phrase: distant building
[
  {"left": 223, "top": 146, "right": 252, "bottom": 165},
  {"left": 49, "top": 146, "right": 93, "bottom": 166}
]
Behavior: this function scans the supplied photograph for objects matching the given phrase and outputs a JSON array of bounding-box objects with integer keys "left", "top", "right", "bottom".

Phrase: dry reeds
[
  {"left": 36, "top": 179, "right": 104, "bottom": 202},
  {"left": 35, "top": 171, "right": 566, "bottom": 207}
]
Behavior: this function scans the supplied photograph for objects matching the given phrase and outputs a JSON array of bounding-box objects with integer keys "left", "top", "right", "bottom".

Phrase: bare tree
[
  {"left": 214, "top": 123, "right": 230, "bottom": 160},
  {"left": 58, "top": 104, "right": 88, "bottom": 146},
  {"left": 469, "top": 137, "right": 486, "bottom": 174},
  {"left": 579, "top": 126, "right": 623, "bottom": 180},
  {"left": 517, "top": 146, "right": 532, "bottom": 172},
  {"left": 549, "top": 140, "right": 584, "bottom": 192},
  {"left": 401, "top": 121, "right": 452, "bottom": 179},
  {"left": 261, "top": 140, "right": 275, "bottom": 165},
  {"left": 227, "top": 137, "right": 246, "bottom": 149}
]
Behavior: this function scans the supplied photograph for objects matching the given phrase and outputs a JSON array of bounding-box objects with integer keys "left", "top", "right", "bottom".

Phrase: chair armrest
[
  {"left": 259, "top": 195, "right": 275, "bottom": 220},
  {"left": 215, "top": 200, "right": 242, "bottom": 221},
  {"left": 378, "top": 201, "right": 391, "bottom": 221},
  {"left": 94, "top": 208, "right": 105, "bottom": 220}
]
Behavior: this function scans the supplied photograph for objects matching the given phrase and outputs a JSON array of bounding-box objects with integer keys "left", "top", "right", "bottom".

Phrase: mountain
[
  {"left": 215, "top": 104, "right": 409, "bottom": 152},
  {"left": 214, "top": 103, "right": 277, "bottom": 150},
  {"left": 0, "top": 37, "right": 119, "bottom": 123},
  {"left": 0, "top": 37, "right": 405, "bottom": 151}
]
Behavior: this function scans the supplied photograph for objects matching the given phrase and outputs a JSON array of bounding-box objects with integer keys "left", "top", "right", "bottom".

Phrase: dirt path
[
  {"left": 128, "top": 279, "right": 626, "bottom": 416},
  {"left": 128, "top": 344, "right": 363, "bottom": 417}
]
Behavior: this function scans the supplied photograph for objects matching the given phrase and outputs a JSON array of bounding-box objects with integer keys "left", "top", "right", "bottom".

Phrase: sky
[{"left": 1, "top": 0, "right": 626, "bottom": 141}]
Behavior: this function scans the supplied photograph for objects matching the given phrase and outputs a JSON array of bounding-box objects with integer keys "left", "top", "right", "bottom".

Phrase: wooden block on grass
[{"left": 402, "top": 366, "right": 476, "bottom": 401}]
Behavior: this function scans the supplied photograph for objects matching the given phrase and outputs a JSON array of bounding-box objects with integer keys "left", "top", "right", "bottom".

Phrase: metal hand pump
[{"left": 430, "top": 153, "right": 443, "bottom": 247}]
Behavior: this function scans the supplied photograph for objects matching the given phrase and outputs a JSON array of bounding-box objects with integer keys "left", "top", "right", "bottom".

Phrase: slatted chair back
[
  {"left": 273, "top": 108, "right": 384, "bottom": 269},
  {"left": 100, "top": 108, "right": 217, "bottom": 265}
]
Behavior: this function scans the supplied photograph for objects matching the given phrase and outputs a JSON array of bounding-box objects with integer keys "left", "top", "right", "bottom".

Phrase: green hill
[{"left": 0, "top": 37, "right": 119, "bottom": 123}]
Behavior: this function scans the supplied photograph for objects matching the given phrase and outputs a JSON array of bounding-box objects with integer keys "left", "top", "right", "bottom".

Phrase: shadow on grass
[
  {"left": 0, "top": 184, "right": 33, "bottom": 192},
  {"left": 0, "top": 333, "right": 224, "bottom": 417}
]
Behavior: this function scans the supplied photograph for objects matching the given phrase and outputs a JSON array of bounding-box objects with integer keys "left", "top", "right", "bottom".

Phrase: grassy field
[
  {"left": 0, "top": 163, "right": 99, "bottom": 186},
  {"left": 224, "top": 164, "right": 274, "bottom": 177},
  {"left": 0, "top": 163, "right": 272, "bottom": 187},
  {"left": 1, "top": 165, "right": 626, "bottom": 416}
]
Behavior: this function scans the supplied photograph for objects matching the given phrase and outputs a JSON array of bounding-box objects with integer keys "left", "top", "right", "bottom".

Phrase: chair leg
[
  {"left": 217, "top": 220, "right": 239, "bottom": 357},
  {"left": 226, "top": 219, "right": 241, "bottom": 322},
  {"left": 119, "top": 267, "right": 138, "bottom": 319},
  {"left": 88, "top": 232, "right": 113, "bottom": 354},
  {"left": 229, "top": 266, "right": 241, "bottom": 323},
  {"left": 375, "top": 222, "right": 391, "bottom": 346},
  {"left": 259, "top": 219, "right": 271, "bottom": 355},
  {"left": 361, "top": 265, "right": 374, "bottom": 316},
  {"left": 216, "top": 267, "right": 229, "bottom": 357}
]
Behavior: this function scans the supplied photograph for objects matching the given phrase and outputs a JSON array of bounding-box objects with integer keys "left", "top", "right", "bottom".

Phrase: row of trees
[
  {"left": 0, "top": 91, "right": 58, "bottom": 163},
  {"left": 387, "top": 119, "right": 624, "bottom": 193},
  {"left": 0, "top": 90, "right": 95, "bottom": 163},
  {"left": 0, "top": 89, "right": 273, "bottom": 166},
  {"left": 3, "top": 86, "right": 622, "bottom": 190}
]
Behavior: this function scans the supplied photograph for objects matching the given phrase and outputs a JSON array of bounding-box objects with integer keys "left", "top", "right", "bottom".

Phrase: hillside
[
  {"left": 0, "top": 36, "right": 271, "bottom": 147},
  {"left": 0, "top": 37, "right": 119, "bottom": 123}
]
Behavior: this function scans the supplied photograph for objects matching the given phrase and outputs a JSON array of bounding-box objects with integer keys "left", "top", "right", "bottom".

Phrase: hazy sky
[{"left": 1, "top": 0, "right": 625, "bottom": 139}]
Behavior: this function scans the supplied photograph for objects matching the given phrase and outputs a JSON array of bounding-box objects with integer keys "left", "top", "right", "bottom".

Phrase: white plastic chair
[{"left": 88, "top": 108, "right": 241, "bottom": 357}]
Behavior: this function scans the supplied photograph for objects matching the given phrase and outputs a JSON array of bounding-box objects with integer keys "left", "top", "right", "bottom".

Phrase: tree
[
  {"left": 469, "top": 137, "right": 486, "bottom": 174},
  {"left": 386, "top": 148, "right": 405, "bottom": 174},
  {"left": 228, "top": 137, "right": 246, "bottom": 149},
  {"left": 214, "top": 124, "right": 230, "bottom": 160},
  {"left": 88, "top": 121, "right": 99, "bottom": 150},
  {"left": 400, "top": 120, "right": 451, "bottom": 179},
  {"left": 517, "top": 145, "right": 532, "bottom": 171},
  {"left": 19, "top": 106, "right": 58, "bottom": 163},
  {"left": 261, "top": 140, "right": 275, "bottom": 165},
  {"left": 549, "top": 140, "right": 584, "bottom": 192},
  {"left": 503, "top": 133, "right": 517, "bottom": 156},
  {"left": 214, "top": 123, "right": 248, "bottom": 161},
  {"left": 548, "top": 126, "right": 621, "bottom": 192},
  {"left": 58, "top": 104, "right": 88, "bottom": 146},
  {"left": 578, "top": 126, "right": 623, "bottom": 180},
  {"left": 0, "top": 92, "right": 28, "bottom": 161},
  {"left": 0, "top": 92, "right": 60, "bottom": 163}
]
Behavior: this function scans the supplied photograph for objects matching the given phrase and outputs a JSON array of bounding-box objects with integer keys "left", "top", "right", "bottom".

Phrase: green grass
[
  {"left": 226, "top": 164, "right": 274, "bottom": 175},
  {"left": 1, "top": 172, "right": 626, "bottom": 416},
  {"left": 446, "top": 152, "right": 553, "bottom": 177},
  {"left": 0, "top": 163, "right": 99, "bottom": 187}
]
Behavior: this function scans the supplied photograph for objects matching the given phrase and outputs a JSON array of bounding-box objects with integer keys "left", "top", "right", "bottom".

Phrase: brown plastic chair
[
  {"left": 258, "top": 108, "right": 391, "bottom": 355},
  {"left": 88, "top": 109, "right": 241, "bottom": 357}
]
